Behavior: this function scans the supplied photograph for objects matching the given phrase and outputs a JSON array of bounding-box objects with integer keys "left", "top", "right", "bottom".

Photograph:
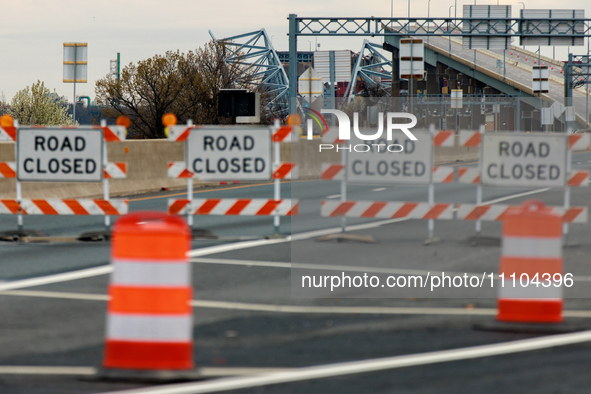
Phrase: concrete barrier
[
  {"left": 0, "top": 136, "right": 478, "bottom": 199},
  {"left": 0, "top": 140, "right": 190, "bottom": 199}
]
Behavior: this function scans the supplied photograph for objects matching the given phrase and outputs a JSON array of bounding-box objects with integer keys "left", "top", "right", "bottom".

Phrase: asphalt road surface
[{"left": 1, "top": 152, "right": 591, "bottom": 393}]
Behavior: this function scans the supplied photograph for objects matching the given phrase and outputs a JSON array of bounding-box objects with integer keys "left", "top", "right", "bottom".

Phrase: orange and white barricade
[
  {"left": 169, "top": 198, "right": 298, "bottom": 216},
  {"left": 568, "top": 134, "right": 591, "bottom": 151},
  {"left": 273, "top": 163, "right": 298, "bottom": 179},
  {"left": 0, "top": 162, "right": 16, "bottom": 178},
  {"left": 321, "top": 200, "right": 454, "bottom": 220},
  {"left": 457, "top": 167, "right": 480, "bottom": 184},
  {"left": 0, "top": 199, "right": 128, "bottom": 215},
  {"left": 168, "top": 162, "right": 194, "bottom": 179},
  {"left": 103, "top": 162, "right": 128, "bottom": 179},
  {"left": 433, "top": 130, "right": 455, "bottom": 147},
  {"left": 103, "top": 212, "right": 193, "bottom": 370},
  {"left": 456, "top": 203, "right": 587, "bottom": 223},
  {"left": 497, "top": 200, "right": 563, "bottom": 323}
]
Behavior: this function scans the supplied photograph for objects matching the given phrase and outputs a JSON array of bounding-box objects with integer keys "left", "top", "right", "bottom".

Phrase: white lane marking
[
  {"left": 0, "top": 289, "right": 495, "bottom": 316},
  {"left": 0, "top": 266, "right": 112, "bottom": 293},
  {"left": 482, "top": 188, "right": 551, "bottom": 206},
  {"left": 0, "top": 365, "right": 293, "bottom": 377},
  {"left": 4, "top": 289, "right": 591, "bottom": 318},
  {"left": 188, "top": 238, "right": 290, "bottom": 258},
  {"left": 0, "top": 366, "right": 97, "bottom": 375},
  {"left": 192, "top": 257, "right": 591, "bottom": 282},
  {"left": 372, "top": 188, "right": 386, "bottom": 191},
  {"left": 1, "top": 290, "right": 109, "bottom": 301},
  {"left": 326, "top": 194, "right": 341, "bottom": 199},
  {"left": 98, "top": 330, "right": 591, "bottom": 394}
]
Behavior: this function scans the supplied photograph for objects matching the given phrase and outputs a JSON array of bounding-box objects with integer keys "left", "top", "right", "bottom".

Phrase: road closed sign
[
  {"left": 17, "top": 127, "right": 103, "bottom": 182},
  {"left": 346, "top": 129, "right": 433, "bottom": 184},
  {"left": 186, "top": 126, "right": 271, "bottom": 181},
  {"left": 481, "top": 133, "right": 567, "bottom": 188}
]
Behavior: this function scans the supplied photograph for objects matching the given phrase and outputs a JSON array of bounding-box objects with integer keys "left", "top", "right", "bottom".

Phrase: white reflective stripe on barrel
[
  {"left": 498, "top": 280, "right": 563, "bottom": 299},
  {"left": 502, "top": 237, "right": 563, "bottom": 259},
  {"left": 111, "top": 260, "right": 191, "bottom": 287},
  {"left": 106, "top": 314, "right": 192, "bottom": 342}
]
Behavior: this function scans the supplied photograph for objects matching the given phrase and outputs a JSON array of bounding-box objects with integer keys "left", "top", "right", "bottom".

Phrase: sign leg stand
[
  {"left": 273, "top": 127, "right": 281, "bottom": 237},
  {"left": 563, "top": 145, "right": 571, "bottom": 245},
  {"left": 100, "top": 121, "right": 110, "bottom": 230},
  {"left": 425, "top": 183, "right": 439, "bottom": 245},
  {"left": 340, "top": 146, "right": 348, "bottom": 233},
  {"left": 475, "top": 184, "right": 482, "bottom": 239},
  {"left": 187, "top": 178, "right": 193, "bottom": 228},
  {"left": 16, "top": 181, "right": 23, "bottom": 233},
  {"left": 186, "top": 120, "right": 194, "bottom": 228}
]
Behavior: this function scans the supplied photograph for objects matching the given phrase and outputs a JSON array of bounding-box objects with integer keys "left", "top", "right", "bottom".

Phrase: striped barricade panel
[
  {"left": 321, "top": 164, "right": 345, "bottom": 180},
  {"left": 321, "top": 128, "right": 343, "bottom": 144},
  {"left": 568, "top": 170, "right": 590, "bottom": 186},
  {"left": 166, "top": 125, "right": 197, "bottom": 142},
  {"left": 168, "top": 198, "right": 299, "bottom": 216},
  {"left": 457, "top": 167, "right": 480, "bottom": 184},
  {"left": 273, "top": 163, "right": 298, "bottom": 179},
  {"left": 432, "top": 166, "right": 455, "bottom": 183},
  {"left": 433, "top": 131, "right": 455, "bottom": 147},
  {"left": 0, "top": 126, "right": 17, "bottom": 141},
  {"left": 0, "top": 199, "right": 128, "bottom": 215},
  {"left": 272, "top": 126, "right": 295, "bottom": 142},
  {"left": 459, "top": 131, "right": 482, "bottom": 147},
  {"left": 103, "top": 162, "right": 127, "bottom": 179},
  {"left": 456, "top": 204, "right": 587, "bottom": 223},
  {"left": 569, "top": 134, "right": 591, "bottom": 151},
  {"left": 96, "top": 125, "right": 127, "bottom": 142},
  {"left": 0, "top": 162, "right": 16, "bottom": 178},
  {"left": 320, "top": 200, "right": 454, "bottom": 220},
  {"left": 168, "top": 162, "right": 193, "bottom": 178}
]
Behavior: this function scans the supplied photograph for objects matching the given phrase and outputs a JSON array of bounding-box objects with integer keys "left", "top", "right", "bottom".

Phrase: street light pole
[
  {"left": 448, "top": 5, "right": 455, "bottom": 55},
  {"left": 519, "top": 2, "right": 526, "bottom": 49},
  {"left": 427, "top": 0, "right": 432, "bottom": 44}
]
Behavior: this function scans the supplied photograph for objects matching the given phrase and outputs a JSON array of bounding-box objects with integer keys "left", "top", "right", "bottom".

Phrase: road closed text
[
  {"left": 17, "top": 129, "right": 103, "bottom": 182},
  {"left": 344, "top": 132, "right": 433, "bottom": 185},
  {"left": 186, "top": 127, "right": 271, "bottom": 181},
  {"left": 481, "top": 134, "right": 567, "bottom": 188}
]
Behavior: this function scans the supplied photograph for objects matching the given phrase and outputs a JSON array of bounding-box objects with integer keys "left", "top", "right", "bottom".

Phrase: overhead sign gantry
[{"left": 287, "top": 10, "right": 590, "bottom": 115}]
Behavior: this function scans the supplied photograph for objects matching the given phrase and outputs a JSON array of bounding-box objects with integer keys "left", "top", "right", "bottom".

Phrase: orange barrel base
[
  {"left": 497, "top": 299, "right": 563, "bottom": 323},
  {"left": 104, "top": 341, "right": 193, "bottom": 370}
]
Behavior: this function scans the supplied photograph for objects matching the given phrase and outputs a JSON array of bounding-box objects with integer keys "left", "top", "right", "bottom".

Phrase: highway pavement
[{"left": 0, "top": 152, "right": 591, "bottom": 393}]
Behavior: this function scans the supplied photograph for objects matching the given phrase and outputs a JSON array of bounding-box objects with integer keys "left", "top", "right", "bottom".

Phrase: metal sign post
[{"left": 63, "top": 43, "right": 87, "bottom": 124}]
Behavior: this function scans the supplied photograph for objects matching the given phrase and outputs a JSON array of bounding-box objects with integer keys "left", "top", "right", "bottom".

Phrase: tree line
[{"left": 1, "top": 40, "right": 255, "bottom": 137}]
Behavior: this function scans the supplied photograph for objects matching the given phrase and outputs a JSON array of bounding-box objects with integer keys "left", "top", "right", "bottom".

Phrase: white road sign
[
  {"left": 346, "top": 129, "right": 433, "bottom": 185},
  {"left": 532, "top": 66, "right": 549, "bottom": 93},
  {"left": 17, "top": 127, "right": 103, "bottom": 182},
  {"left": 186, "top": 127, "right": 271, "bottom": 181},
  {"left": 63, "top": 43, "right": 88, "bottom": 83},
  {"left": 451, "top": 89, "right": 463, "bottom": 109},
  {"left": 481, "top": 133, "right": 567, "bottom": 188},
  {"left": 298, "top": 67, "right": 323, "bottom": 100},
  {"left": 399, "top": 39, "right": 424, "bottom": 79}
]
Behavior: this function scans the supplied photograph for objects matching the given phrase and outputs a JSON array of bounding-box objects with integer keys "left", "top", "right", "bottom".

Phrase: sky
[{"left": 1, "top": 0, "right": 589, "bottom": 104}]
